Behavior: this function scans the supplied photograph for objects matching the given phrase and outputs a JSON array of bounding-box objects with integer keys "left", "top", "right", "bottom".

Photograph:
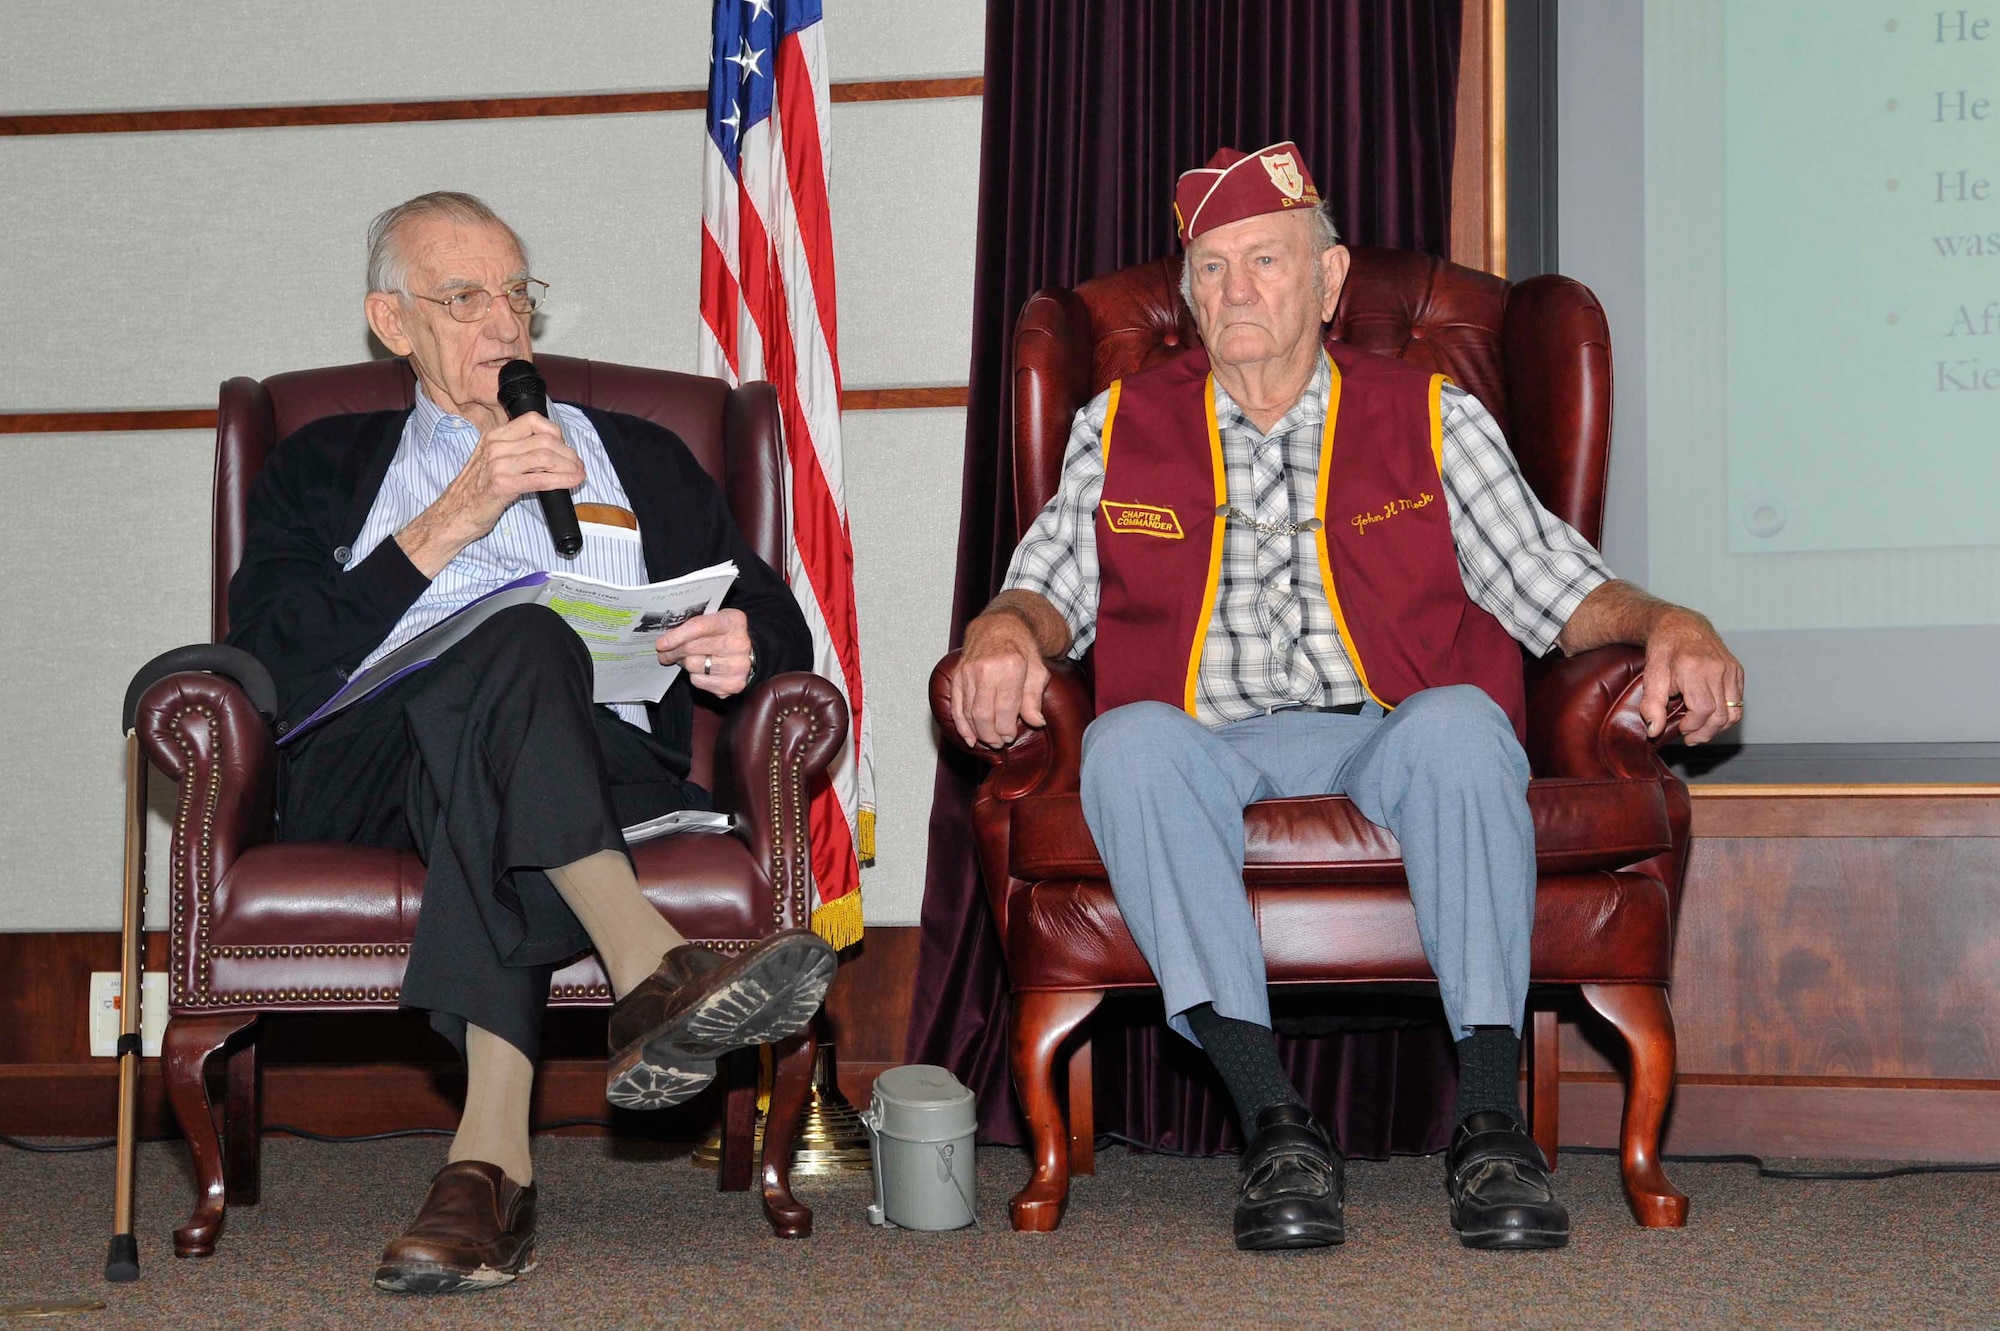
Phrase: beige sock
[
  {"left": 547, "top": 849, "right": 685, "bottom": 998},
  {"left": 446, "top": 1023, "right": 535, "bottom": 1186}
]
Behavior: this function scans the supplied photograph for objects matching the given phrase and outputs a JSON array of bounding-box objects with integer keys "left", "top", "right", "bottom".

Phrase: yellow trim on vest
[
  {"left": 1182, "top": 376, "right": 1230, "bottom": 716},
  {"left": 1100, "top": 380, "right": 1124, "bottom": 467},
  {"left": 1311, "top": 353, "right": 1393, "bottom": 711},
  {"left": 1426, "top": 373, "right": 1450, "bottom": 478}
]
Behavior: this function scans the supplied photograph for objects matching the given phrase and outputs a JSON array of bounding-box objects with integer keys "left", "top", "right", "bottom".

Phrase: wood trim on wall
[
  {"left": 1484, "top": 0, "right": 1509, "bottom": 277},
  {"left": 1449, "top": 0, "right": 1507, "bottom": 276},
  {"left": 0, "top": 77, "right": 984, "bottom": 137},
  {"left": 0, "top": 386, "right": 970, "bottom": 434},
  {"left": 1689, "top": 785, "right": 2000, "bottom": 837},
  {"left": 1448, "top": 0, "right": 1492, "bottom": 272},
  {"left": 0, "top": 410, "right": 219, "bottom": 434}
]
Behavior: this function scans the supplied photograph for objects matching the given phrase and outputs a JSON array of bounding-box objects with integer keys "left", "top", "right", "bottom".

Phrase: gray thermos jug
[{"left": 862, "top": 1064, "right": 978, "bottom": 1230}]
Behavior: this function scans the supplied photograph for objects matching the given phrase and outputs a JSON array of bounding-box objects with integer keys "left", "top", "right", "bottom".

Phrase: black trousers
[{"left": 279, "top": 604, "right": 708, "bottom": 1060}]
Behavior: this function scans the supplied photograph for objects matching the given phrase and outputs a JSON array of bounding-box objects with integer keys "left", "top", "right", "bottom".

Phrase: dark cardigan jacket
[{"left": 225, "top": 404, "right": 812, "bottom": 776}]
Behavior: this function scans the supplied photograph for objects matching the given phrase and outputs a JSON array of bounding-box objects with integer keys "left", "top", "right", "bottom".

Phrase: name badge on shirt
[
  {"left": 1100, "top": 500, "right": 1185, "bottom": 539},
  {"left": 575, "top": 503, "right": 641, "bottom": 542}
]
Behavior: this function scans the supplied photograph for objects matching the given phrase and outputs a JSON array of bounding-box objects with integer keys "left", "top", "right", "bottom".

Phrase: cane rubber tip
[{"left": 104, "top": 1233, "right": 139, "bottom": 1282}]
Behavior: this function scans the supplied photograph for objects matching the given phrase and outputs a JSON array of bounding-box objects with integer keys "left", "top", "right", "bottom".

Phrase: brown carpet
[{"left": 1, "top": 1138, "right": 1995, "bottom": 1327}]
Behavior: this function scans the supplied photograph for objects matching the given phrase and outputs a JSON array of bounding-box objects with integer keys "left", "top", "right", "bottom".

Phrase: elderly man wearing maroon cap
[{"left": 950, "top": 143, "right": 1742, "bottom": 1252}]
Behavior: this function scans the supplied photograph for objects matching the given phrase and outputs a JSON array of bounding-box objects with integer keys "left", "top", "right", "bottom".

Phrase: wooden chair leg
[
  {"left": 1526, "top": 1006, "right": 1560, "bottom": 1170},
  {"left": 163, "top": 1011, "right": 258, "bottom": 1257},
  {"left": 223, "top": 1023, "right": 262, "bottom": 1205},
  {"left": 1580, "top": 983, "right": 1689, "bottom": 1227},
  {"left": 715, "top": 1046, "right": 757, "bottom": 1194},
  {"left": 1009, "top": 989, "right": 1104, "bottom": 1233},
  {"left": 759, "top": 1027, "right": 816, "bottom": 1238},
  {"left": 1067, "top": 1036, "right": 1095, "bottom": 1177}
]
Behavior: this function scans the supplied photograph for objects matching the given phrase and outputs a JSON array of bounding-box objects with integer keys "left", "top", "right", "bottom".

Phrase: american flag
[{"left": 699, "top": 0, "right": 871, "bottom": 947}]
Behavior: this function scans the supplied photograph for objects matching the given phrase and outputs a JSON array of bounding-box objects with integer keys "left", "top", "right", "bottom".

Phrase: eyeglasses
[{"left": 406, "top": 279, "right": 550, "bottom": 323}]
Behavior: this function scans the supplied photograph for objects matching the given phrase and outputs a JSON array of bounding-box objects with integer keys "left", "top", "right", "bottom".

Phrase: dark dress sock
[
  {"left": 1454, "top": 1026, "right": 1525, "bottom": 1123},
  {"left": 1184, "top": 1003, "right": 1306, "bottom": 1132}
]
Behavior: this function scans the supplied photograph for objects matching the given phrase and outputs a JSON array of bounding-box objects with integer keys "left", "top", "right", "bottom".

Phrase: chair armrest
[
  {"left": 713, "top": 671, "right": 849, "bottom": 933},
  {"left": 123, "top": 643, "right": 275, "bottom": 734},
  {"left": 927, "top": 651, "right": 1093, "bottom": 799},
  {"left": 1525, "top": 644, "right": 1687, "bottom": 780},
  {"left": 134, "top": 666, "right": 278, "bottom": 1006}
]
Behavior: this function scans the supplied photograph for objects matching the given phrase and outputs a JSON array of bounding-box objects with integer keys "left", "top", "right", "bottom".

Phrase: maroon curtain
[{"left": 907, "top": 0, "right": 1466, "bottom": 1155}]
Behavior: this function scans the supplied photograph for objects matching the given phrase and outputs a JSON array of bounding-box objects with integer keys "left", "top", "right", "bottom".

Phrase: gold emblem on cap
[{"left": 1261, "top": 151, "right": 1306, "bottom": 201}]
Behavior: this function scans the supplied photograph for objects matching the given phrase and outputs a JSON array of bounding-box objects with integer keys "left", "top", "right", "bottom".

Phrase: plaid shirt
[{"left": 1003, "top": 356, "right": 1613, "bottom": 725}]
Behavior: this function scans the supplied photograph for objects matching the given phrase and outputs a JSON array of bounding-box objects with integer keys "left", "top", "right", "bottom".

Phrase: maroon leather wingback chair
[
  {"left": 136, "top": 354, "right": 847, "bottom": 1257},
  {"left": 927, "top": 248, "right": 1693, "bottom": 1232}
]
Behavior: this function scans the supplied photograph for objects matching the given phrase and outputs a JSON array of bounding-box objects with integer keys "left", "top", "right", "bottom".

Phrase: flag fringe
[
  {"left": 810, "top": 889, "right": 864, "bottom": 950},
  {"left": 857, "top": 806, "right": 876, "bottom": 866}
]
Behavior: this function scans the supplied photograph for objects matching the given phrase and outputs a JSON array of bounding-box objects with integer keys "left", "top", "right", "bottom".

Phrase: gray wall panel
[
  {"left": 0, "top": 0, "right": 985, "bottom": 113},
  {"left": 0, "top": 431, "right": 213, "bottom": 931},
  {"left": 842, "top": 407, "right": 966, "bottom": 924},
  {"left": 1, "top": 6, "right": 984, "bottom": 930},
  {"left": 827, "top": 98, "right": 981, "bottom": 388},
  {"left": 1, "top": 115, "right": 706, "bottom": 409},
  {"left": 2, "top": 97, "right": 976, "bottom": 409},
  {"left": 1557, "top": 0, "right": 1647, "bottom": 587}
]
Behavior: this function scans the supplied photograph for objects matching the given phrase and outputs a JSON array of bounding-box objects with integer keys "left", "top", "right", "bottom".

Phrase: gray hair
[
  {"left": 365, "top": 191, "right": 528, "bottom": 295},
  {"left": 1178, "top": 199, "right": 1342, "bottom": 309}
]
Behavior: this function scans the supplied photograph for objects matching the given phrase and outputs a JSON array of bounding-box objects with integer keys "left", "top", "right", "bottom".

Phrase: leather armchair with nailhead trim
[
  {"left": 137, "top": 354, "right": 845, "bottom": 1257},
  {"left": 927, "top": 248, "right": 1695, "bottom": 1233}
]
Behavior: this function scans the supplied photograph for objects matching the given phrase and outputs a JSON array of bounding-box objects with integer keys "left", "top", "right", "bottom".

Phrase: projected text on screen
[{"left": 1725, "top": 4, "right": 2000, "bottom": 554}]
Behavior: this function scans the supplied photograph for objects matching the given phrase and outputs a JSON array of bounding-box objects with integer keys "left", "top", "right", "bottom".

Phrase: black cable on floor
[
  {"left": 1557, "top": 1144, "right": 2000, "bottom": 1182},
  {"left": 1, "top": 1134, "right": 146, "bottom": 1154}
]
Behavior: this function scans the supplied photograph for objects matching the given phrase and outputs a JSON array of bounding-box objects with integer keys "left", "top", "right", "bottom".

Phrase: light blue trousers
[{"left": 1078, "top": 686, "right": 1534, "bottom": 1045}]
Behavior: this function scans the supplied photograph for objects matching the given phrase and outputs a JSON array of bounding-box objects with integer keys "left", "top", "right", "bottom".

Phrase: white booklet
[
  {"left": 278, "top": 561, "right": 737, "bottom": 746},
  {"left": 621, "top": 809, "right": 736, "bottom": 844}
]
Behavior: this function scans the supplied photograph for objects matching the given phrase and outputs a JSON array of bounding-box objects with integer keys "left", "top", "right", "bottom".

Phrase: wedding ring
[
  {"left": 702, "top": 656, "right": 713, "bottom": 676},
  {"left": 1725, "top": 700, "right": 1743, "bottom": 708}
]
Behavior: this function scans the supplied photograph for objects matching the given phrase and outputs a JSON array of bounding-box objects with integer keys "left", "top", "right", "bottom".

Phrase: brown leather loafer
[
  {"left": 373, "top": 1161, "right": 536, "bottom": 1294},
  {"left": 606, "top": 929, "right": 836, "bottom": 1110}
]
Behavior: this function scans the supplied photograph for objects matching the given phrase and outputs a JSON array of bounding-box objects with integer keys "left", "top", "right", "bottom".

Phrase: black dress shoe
[
  {"left": 1234, "top": 1103, "right": 1345, "bottom": 1250},
  {"left": 1445, "top": 1111, "right": 1570, "bottom": 1250}
]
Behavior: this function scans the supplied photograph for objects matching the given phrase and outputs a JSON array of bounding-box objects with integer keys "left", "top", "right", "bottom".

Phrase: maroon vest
[{"left": 1092, "top": 339, "right": 1527, "bottom": 738}]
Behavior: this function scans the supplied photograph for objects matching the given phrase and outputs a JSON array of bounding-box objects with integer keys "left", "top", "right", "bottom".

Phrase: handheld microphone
[{"left": 495, "top": 358, "right": 584, "bottom": 559}]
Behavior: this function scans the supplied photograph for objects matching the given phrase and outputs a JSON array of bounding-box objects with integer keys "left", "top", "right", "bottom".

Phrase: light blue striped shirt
[{"left": 346, "top": 387, "right": 655, "bottom": 727}]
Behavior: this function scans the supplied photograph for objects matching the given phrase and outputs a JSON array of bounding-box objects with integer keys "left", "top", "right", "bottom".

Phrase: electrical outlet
[{"left": 89, "top": 972, "right": 167, "bottom": 1058}]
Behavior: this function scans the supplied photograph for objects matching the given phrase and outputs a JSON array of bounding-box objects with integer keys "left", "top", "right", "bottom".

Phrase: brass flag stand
[{"left": 693, "top": 1041, "right": 873, "bottom": 1174}]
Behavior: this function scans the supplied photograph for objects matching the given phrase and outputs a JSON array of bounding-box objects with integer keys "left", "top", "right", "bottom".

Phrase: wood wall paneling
[
  {"left": 9, "top": 804, "right": 2000, "bottom": 1155},
  {"left": 0, "top": 925, "right": 917, "bottom": 1136}
]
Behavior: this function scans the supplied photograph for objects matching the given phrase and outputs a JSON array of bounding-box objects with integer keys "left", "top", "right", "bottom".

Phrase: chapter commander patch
[{"left": 1100, "top": 500, "right": 1186, "bottom": 539}]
